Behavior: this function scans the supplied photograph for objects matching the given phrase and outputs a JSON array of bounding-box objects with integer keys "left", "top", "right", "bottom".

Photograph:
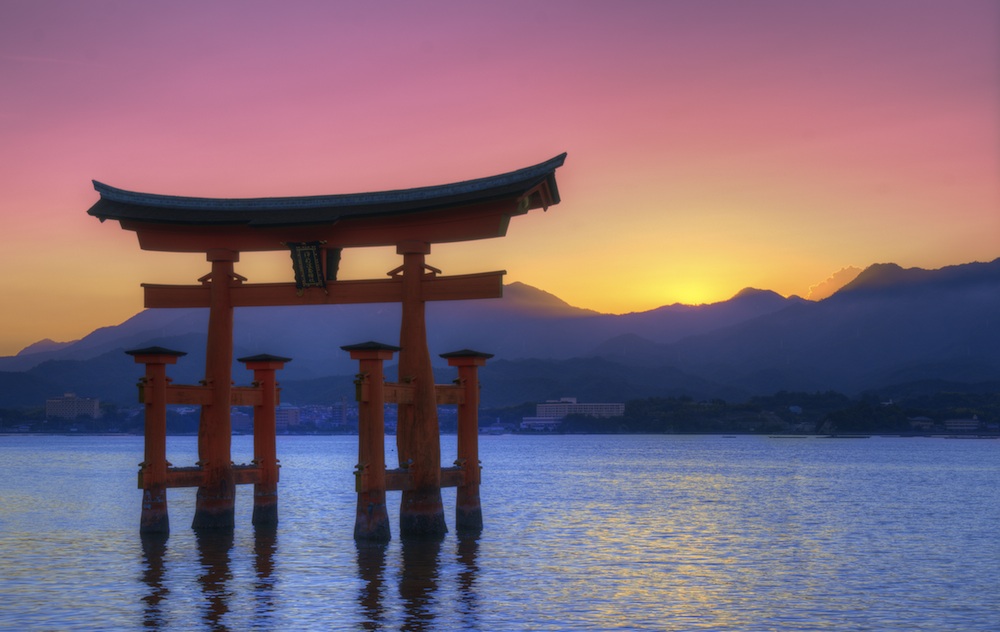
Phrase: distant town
[{"left": 1, "top": 390, "right": 997, "bottom": 437}]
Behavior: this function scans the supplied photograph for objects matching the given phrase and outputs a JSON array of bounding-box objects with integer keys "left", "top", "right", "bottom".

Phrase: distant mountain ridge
[
  {"left": 16, "top": 338, "right": 74, "bottom": 356},
  {"left": 0, "top": 280, "right": 801, "bottom": 377},
  {"left": 837, "top": 259, "right": 1000, "bottom": 295},
  {"left": 656, "top": 258, "right": 1000, "bottom": 394},
  {"left": 1, "top": 258, "right": 998, "bottom": 407}
]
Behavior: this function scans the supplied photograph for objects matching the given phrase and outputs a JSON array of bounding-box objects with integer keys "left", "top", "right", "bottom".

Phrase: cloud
[{"left": 808, "top": 266, "right": 862, "bottom": 301}]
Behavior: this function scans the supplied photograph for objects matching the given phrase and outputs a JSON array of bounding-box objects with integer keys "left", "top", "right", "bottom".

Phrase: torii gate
[{"left": 88, "top": 153, "right": 566, "bottom": 539}]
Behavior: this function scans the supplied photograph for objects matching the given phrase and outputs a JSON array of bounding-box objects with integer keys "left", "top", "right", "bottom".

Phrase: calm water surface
[{"left": 0, "top": 434, "right": 997, "bottom": 630}]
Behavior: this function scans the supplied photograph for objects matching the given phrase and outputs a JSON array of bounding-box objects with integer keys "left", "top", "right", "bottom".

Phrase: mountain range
[{"left": 2, "top": 259, "right": 998, "bottom": 408}]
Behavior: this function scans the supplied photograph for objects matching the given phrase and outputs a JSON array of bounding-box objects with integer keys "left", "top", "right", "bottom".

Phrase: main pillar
[
  {"left": 395, "top": 242, "right": 447, "bottom": 538},
  {"left": 343, "top": 342, "right": 397, "bottom": 541},
  {"left": 441, "top": 349, "right": 493, "bottom": 533},
  {"left": 193, "top": 250, "right": 238, "bottom": 529},
  {"left": 239, "top": 354, "right": 291, "bottom": 527},
  {"left": 127, "top": 346, "right": 187, "bottom": 534}
]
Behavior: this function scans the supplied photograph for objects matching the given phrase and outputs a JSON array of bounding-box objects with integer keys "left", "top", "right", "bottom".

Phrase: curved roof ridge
[{"left": 92, "top": 153, "right": 566, "bottom": 212}]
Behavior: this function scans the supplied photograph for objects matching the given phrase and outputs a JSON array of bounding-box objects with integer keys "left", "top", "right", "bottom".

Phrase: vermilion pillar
[
  {"left": 194, "top": 250, "right": 238, "bottom": 529},
  {"left": 127, "top": 346, "right": 187, "bottom": 534},
  {"left": 395, "top": 242, "right": 447, "bottom": 538},
  {"left": 343, "top": 341, "right": 398, "bottom": 541},
  {"left": 239, "top": 354, "right": 291, "bottom": 528},
  {"left": 441, "top": 349, "right": 492, "bottom": 533}
]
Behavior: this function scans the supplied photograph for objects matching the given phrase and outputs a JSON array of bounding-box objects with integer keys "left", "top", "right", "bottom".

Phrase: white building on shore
[{"left": 521, "top": 397, "right": 625, "bottom": 430}]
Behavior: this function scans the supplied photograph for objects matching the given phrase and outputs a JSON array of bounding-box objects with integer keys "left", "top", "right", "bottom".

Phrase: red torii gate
[{"left": 88, "top": 153, "right": 566, "bottom": 539}]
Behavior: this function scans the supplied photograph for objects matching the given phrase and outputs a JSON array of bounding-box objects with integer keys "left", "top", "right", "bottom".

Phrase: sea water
[{"left": 0, "top": 434, "right": 997, "bottom": 630}]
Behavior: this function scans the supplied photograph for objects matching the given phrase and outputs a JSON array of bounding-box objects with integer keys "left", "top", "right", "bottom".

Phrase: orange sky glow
[{"left": 0, "top": 0, "right": 998, "bottom": 356}]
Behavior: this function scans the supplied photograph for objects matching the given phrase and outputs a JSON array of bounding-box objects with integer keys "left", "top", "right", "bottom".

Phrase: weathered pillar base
[
  {"left": 252, "top": 486, "right": 278, "bottom": 527},
  {"left": 140, "top": 484, "right": 169, "bottom": 534},
  {"left": 400, "top": 489, "right": 447, "bottom": 538},
  {"left": 456, "top": 486, "right": 483, "bottom": 534},
  {"left": 192, "top": 478, "right": 236, "bottom": 530},
  {"left": 355, "top": 490, "right": 391, "bottom": 541}
]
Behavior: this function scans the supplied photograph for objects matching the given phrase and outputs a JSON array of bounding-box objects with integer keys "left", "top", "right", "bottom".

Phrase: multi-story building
[
  {"left": 275, "top": 404, "right": 301, "bottom": 432},
  {"left": 521, "top": 397, "right": 625, "bottom": 430},
  {"left": 45, "top": 393, "right": 101, "bottom": 420},
  {"left": 535, "top": 397, "right": 626, "bottom": 419}
]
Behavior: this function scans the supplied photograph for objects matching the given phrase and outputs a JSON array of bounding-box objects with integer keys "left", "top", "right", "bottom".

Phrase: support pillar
[
  {"left": 343, "top": 341, "right": 398, "bottom": 541},
  {"left": 441, "top": 349, "right": 493, "bottom": 533},
  {"left": 194, "top": 250, "right": 239, "bottom": 530},
  {"left": 127, "top": 346, "right": 187, "bottom": 534},
  {"left": 395, "top": 241, "right": 447, "bottom": 538},
  {"left": 239, "top": 354, "right": 291, "bottom": 528}
]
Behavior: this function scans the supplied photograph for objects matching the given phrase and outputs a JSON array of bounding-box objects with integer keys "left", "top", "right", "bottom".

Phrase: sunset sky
[{"left": 1, "top": 0, "right": 997, "bottom": 356}]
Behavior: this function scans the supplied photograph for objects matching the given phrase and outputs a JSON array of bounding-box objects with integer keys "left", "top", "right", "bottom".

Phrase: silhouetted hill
[
  {"left": 0, "top": 310, "right": 211, "bottom": 372},
  {"left": 836, "top": 259, "right": 1000, "bottom": 296},
  {"left": 0, "top": 280, "right": 799, "bottom": 380},
  {"left": 591, "top": 289, "right": 805, "bottom": 364},
  {"left": 16, "top": 338, "right": 75, "bottom": 356},
  {"left": 629, "top": 258, "right": 1000, "bottom": 395},
  {"left": 497, "top": 282, "right": 599, "bottom": 317},
  {"left": 0, "top": 370, "right": 58, "bottom": 408},
  {"left": 2, "top": 259, "right": 997, "bottom": 407}
]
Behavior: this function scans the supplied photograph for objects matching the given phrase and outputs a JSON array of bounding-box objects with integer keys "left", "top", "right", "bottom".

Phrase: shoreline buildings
[{"left": 521, "top": 397, "right": 625, "bottom": 431}]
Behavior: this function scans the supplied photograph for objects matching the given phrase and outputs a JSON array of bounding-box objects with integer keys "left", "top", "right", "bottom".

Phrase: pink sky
[{"left": 1, "top": 0, "right": 998, "bottom": 356}]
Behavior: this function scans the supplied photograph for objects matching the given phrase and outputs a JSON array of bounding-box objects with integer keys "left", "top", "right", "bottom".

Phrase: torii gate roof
[{"left": 88, "top": 153, "right": 566, "bottom": 252}]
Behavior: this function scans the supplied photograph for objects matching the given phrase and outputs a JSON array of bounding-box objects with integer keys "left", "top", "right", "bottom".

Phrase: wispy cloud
[{"left": 808, "top": 267, "right": 863, "bottom": 301}]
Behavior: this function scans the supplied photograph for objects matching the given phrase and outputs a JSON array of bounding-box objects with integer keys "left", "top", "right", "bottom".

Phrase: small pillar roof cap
[
  {"left": 340, "top": 341, "right": 401, "bottom": 352},
  {"left": 440, "top": 349, "right": 494, "bottom": 359},
  {"left": 125, "top": 346, "right": 187, "bottom": 357},
  {"left": 237, "top": 353, "right": 293, "bottom": 363}
]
